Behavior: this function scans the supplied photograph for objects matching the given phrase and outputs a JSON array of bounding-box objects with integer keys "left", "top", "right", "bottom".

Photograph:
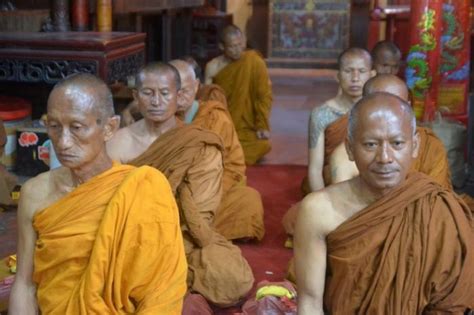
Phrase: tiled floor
[{"left": 262, "top": 68, "right": 338, "bottom": 165}]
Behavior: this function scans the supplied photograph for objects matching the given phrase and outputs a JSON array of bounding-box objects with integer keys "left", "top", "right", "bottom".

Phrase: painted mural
[{"left": 269, "top": 0, "right": 350, "bottom": 60}]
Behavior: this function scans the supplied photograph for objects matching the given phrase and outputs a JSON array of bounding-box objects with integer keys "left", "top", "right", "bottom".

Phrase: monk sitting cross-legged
[
  {"left": 9, "top": 74, "right": 188, "bottom": 314},
  {"left": 106, "top": 63, "right": 254, "bottom": 307},
  {"left": 205, "top": 24, "right": 272, "bottom": 165},
  {"left": 170, "top": 59, "right": 265, "bottom": 241},
  {"left": 296, "top": 92, "right": 474, "bottom": 314}
]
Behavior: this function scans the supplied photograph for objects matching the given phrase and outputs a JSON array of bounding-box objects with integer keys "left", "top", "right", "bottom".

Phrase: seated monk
[
  {"left": 371, "top": 40, "right": 402, "bottom": 75},
  {"left": 9, "top": 74, "right": 187, "bottom": 314},
  {"left": 120, "top": 56, "right": 227, "bottom": 126},
  {"left": 296, "top": 92, "right": 473, "bottom": 314},
  {"left": 0, "top": 118, "right": 17, "bottom": 207},
  {"left": 282, "top": 47, "right": 374, "bottom": 235},
  {"left": 205, "top": 24, "right": 272, "bottom": 165},
  {"left": 170, "top": 59, "right": 265, "bottom": 241},
  {"left": 106, "top": 63, "right": 254, "bottom": 307}
]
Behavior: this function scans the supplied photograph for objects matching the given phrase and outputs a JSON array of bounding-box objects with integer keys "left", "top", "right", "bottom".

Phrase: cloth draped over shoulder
[
  {"left": 213, "top": 50, "right": 272, "bottom": 165},
  {"left": 130, "top": 125, "right": 254, "bottom": 307},
  {"left": 325, "top": 172, "right": 474, "bottom": 314},
  {"left": 192, "top": 100, "right": 265, "bottom": 241},
  {"left": 196, "top": 84, "right": 228, "bottom": 107},
  {"left": 322, "top": 114, "right": 349, "bottom": 186},
  {"left": 33, "top": 164, "right": 187, "bottom": 315}
]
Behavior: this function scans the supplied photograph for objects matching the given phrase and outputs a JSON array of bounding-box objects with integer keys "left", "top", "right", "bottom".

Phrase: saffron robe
[
  {"left": 196, "top": 84, "right": 228, "bottom": 108},
  {"left": 191, "top": 100, "right": 265, "bottom": 240},
  {"left": 130, "top": 125, "right": 254, "bottom": 307},
  {"left": 325, "top": 172, "right": 474, "bottom": 314},
  {"left": 213, "top": 50, "right": 272, "bottom": 165},
  {"left": 33, "top": 164, "right": 187, "bottom": 314}
]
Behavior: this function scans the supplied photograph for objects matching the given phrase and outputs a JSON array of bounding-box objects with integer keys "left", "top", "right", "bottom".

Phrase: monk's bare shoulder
[
  {"left": 106, "top": 123, "right": 137, "bottom": 162},
  {"left": 204, "top": 55, "right": 227, "bottom": 83},
  {"left": 298, "top": 182, "right": 348, "bottom": 236},
  {"left": 19, "top": 167, "right": 71, "bottom": 219}
]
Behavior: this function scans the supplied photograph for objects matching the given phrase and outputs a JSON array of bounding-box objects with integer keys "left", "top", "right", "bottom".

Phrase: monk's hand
[{"left": 256, "top": 129, "right": 270, "bottom": 140}]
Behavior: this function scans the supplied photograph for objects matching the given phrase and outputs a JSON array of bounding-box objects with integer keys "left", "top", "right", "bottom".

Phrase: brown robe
[
  {"left": 325, "top": 172, "right": 473, "bottom": 314},
  {"left": 196, "top": 84, "right": 228, "bottom": 108},
  {"left": 130, "top": 124, "right": 254, "bottom": 307},
  {"left": 192, "top": 100, "right": 265, "bottom": 240}
]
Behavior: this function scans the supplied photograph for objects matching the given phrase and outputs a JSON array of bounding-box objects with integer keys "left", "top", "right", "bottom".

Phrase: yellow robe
[
  {"left": 130, "top": 125, "right": 254, "bottom": 307},
  {"left": 213, "top": 50, "right": 272, "bottom": 165},
  {"left": 191, "top": 100, "right": 265, "bottom": 240},
  {"left": 33, "top": 164, "right": 187, "bottom": 314}
]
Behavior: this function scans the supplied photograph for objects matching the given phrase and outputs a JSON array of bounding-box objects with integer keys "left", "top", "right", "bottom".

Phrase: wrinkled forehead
[{"left": 141, "top": 70, "right": 178, "bottom": 89}]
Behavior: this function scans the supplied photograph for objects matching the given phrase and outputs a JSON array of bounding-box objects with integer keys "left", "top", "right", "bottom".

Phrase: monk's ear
[
  {"left": 370, "top": 69, "right": 376, "bottom": 78},
  {"left": 103, "top": 115, "right": 120, "bottom": 141},
  {"left": 345, "top": 137, "right": 355, "bottom": 161},
  {"left": 218, "top": 42, "right": 224, "bottom": 51},
  {"left": 336, "top": 71, "right": 341, "bottom": 84},
  {"left": 411, "top": 129, "right": 420, "bottom": 159},
  {"left": 132, "top": 88, "right": 139, "bottom": 101}
]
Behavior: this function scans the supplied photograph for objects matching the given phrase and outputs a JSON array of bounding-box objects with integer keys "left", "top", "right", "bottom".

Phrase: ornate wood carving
[
  {"left": 107, "top": 52, "right": 144, "bottom": 83},
  {"left": 0, "top": 59, "right": 97, "bottom": 84}
]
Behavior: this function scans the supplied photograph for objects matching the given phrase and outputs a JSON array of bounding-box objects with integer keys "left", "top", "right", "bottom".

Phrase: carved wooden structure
[{"left": 0, "top": 32, "right": 146, "bottom": 84}]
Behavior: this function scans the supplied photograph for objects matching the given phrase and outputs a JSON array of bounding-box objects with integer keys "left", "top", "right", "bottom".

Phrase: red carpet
[{"left": 214, "top": 164, "right": 306, "bottom": 314}]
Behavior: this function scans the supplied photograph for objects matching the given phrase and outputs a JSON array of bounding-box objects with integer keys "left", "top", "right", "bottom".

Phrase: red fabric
[{"left": 214, "top": 165, "right": 305, "bottom": 314}]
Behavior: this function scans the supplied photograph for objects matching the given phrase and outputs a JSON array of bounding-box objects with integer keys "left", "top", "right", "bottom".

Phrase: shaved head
[
  {"left": 135, "top": 62, "right": 181, "bottom": 91},
  {"left": 49, "top": 73, "right": 114, "bottom": 123},
  {"left": 169, "top": 59, "right": 196, "bottom": 82},
  {"left": 371, "top": 40, "right": 401, "bottom": 75},
  {"left": 363, "top": 74, "right": 409, "bottom": 101},
  {"left": 348, "top": 92, "right": 416, "bottom": 143},
  {"left": 219, "top": 24, "right": 243, "bottom": 44},
  {"left": 372, "top": 40, "right": 401, "bottom": 62},
  {"left": 181, "top": 55, "right": 202, "bottom": 81},
  {"left": 338, "top": 47, "right": 373, "bottom": 70}
]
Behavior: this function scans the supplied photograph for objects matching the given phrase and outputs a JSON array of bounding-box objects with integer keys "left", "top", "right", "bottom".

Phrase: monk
[
  {"left": 107, "top": 63, "right": 254, "bottom": 307},
  {"left": 371, "top": 40, "right": 402, "bottom": 75},
  {"left": 0, "top": 118, "right": 17, "bottom": 207},
  {"left": 283, "top": 74, "right": 450, "bottom": 236},
  {"left": 296, "top": 93, "right": 473, "bottom": 314},
  {"left": 205, "top": 24, "right": 272, "bottom": 165},
  {"left": 9, "top": 73, "right": 187, "bottom": 314},
  {"left": 170, "top": 59, "right": 265, "bottom": 241},
  {"left": 282, "top": 48, "right": 374, "bottom": 236},
  {"left": 307, "top": 47, "right": 374, "bottom": 192},
  {"left": 120, "top": 56, "right": 228, "bottom": 126}
]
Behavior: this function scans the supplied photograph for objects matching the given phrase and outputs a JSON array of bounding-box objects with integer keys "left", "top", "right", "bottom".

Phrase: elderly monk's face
[
  {"left": 47, "top": 87, "right": 108, "bottom": 169},
  {"left": 338, "top": 55, "right": 373, "bottom": 99},
  {"left": 374, "top": 50, "right": 400, "bottom": 75},
  {"left": 135, "top": 71, "right": 178, "bottom": 123},
  {"left": 223, "top": 33, "right": 244, "bottom": 61},
  {"left": 347, "top": 100, "right": 418, "bottom": 195},
  {"left": 177, "top": 71, "right": 199, "bottom": 112}
]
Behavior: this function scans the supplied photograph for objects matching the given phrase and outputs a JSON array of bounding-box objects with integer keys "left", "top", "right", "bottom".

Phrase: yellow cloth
[
  {"left": 192, "top": 100, "right": 265, "bottom": 240},
  {"left": 33, "top": 164, "right": 187, "bottom": 314},
  {"left": 196, "top": 84, "right": 228, "bottom": 107},
  {"left": 130, "top": 125, "right": 254, "bottom": 307},
  {"left": 213, "top": 50, "right": 272, "bottom": 165}
]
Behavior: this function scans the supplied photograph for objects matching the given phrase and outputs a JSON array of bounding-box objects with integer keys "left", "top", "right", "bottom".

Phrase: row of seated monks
[{"left": 2, "top": 23, "right": 473, "bottom": 314}]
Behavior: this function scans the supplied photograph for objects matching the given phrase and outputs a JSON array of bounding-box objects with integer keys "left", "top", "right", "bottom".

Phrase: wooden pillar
[{"left": 52, "top": 0, "right": 71, "bottom": 31}]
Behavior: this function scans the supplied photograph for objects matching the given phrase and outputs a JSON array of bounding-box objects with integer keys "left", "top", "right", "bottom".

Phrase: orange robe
[
  {"left": 196, "top": 83, "right": 228, "bottom": 107},
  {"left": 325, "top": 172, "right": 474, "bottom": 313},
  {"left": 130, "top": 125, "right": 254, "bottom": 307},
  {"left": 33, "top": 164, "right": 187, "bottom": 314},
  {"left": 191, "top": 100, "right": 265, "bottom": 241},
  {"left": 213, "top": 50, "right": 272, "bottom": 165}
]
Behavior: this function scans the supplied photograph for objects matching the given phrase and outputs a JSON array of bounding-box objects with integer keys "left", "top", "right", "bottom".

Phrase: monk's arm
[
  {"left": 9, "top": 182, "right": 39, "bottom": 314},
  {"left": 106, "top": 129, "right": 131, "bottom": 163},
  {"left": 253, "top": 58, "right": 272, "bottom": 133},
  {"left": 308, "top": 107, "right": 327, "bottom": 191},
  {"left": 204, "top": 60, "right": 218, "bottom": 85},
  {"left": 295, "top": 196, "right": 329, "bottom": 315}
]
